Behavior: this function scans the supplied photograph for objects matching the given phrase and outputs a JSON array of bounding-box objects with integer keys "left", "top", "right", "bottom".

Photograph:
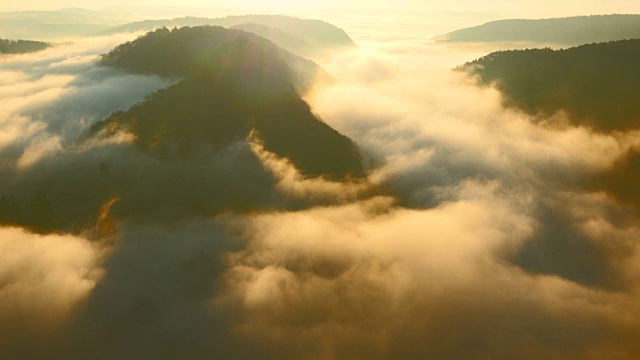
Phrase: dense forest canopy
[
  {"left": 458, "top": 39, "right": 640, "bottom": 132},
  {"left": 95, "top": 26, "right": 362, "bottom": 178}
]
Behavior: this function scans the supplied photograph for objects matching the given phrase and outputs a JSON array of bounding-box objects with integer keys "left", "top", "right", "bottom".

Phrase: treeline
[
  {"left": 458, "top": 39, "right": 640, "bottom": 131},
  {"left": 0, "top": 38, "right": 50, "bottom": 54}
]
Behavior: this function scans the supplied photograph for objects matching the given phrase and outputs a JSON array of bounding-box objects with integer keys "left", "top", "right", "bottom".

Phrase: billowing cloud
[
  {"left": 0, "top": 227, "right": 102, "bottom": 355},
  {"left": 219, "top": 181, "right": 640, "bottom": 359},
  {"left": 0, "top": 37, "right": 171, "bottom": 170},
  {"left": 213, "top": 36, "right": 640, "bottom": 359}
]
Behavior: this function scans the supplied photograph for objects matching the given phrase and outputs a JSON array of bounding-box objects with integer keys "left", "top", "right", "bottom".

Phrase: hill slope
[
  {"left": 435, "top": 15, "right": 640, "bottom": 45},
  {"left": 457, "top": 39, "right": 640, "bottom": 131},
  {"left": 93, "top": 26, "right": 364, "bottom": 180}
]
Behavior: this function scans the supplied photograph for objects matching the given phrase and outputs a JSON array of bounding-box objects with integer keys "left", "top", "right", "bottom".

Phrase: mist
[
  {"left": 2, "top": 7, "right": 640, "bottom": 360},
  {"left": 213, "top": 31, "right": 640, "bottom": 358}
]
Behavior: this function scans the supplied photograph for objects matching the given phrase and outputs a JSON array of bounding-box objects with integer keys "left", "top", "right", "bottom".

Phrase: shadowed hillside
[
  {"left": 93, "top": 26, "right": 363, "bottom": 179},
  {"left": 0, "top": 26, "right": 363, "bottom": 234},
  {"left": 435, "top": 15, "right": 640, "bottom": 45},
  {"left": 457, "top": 39, "right": 640, "bottom": 132}
]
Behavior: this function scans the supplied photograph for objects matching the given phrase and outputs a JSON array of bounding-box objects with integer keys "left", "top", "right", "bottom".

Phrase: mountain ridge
[{"left": 435, "top": 14, "right": 640, "bottom": 45}]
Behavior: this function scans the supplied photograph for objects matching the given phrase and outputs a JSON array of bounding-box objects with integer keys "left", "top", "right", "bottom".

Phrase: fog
[{"left": 1, "top": 9, "right": 640, "bottom": 360}]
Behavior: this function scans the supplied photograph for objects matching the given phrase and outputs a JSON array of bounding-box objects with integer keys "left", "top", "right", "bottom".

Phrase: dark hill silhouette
[
  {"left": 97, "top": 15, "right": 356, "bottom": 58},
  {"left": 457, "top": 39, "right": 640, "bottom": 132},
  {"left": 0, "top": 38, "right": 50, "bottom": 54},
  {"left": 435, "top": 15, "right": 640, "bottom": 45},
  {"left": 92, "top": 26, "right": 363, "bottom": 180}
]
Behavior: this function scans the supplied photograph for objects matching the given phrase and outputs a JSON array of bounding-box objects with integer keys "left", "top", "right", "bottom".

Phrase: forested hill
[
  {"left": 99, "top": 25, "right": 329, "bottom": 91},
  {"left": 457, "top": 39, "right": 640, "bottom": 132},
  {"left": 435, "top": 15, "right": 640, "bottom": 45},
  {"left": 93, "top": 26, "right": 364, "bottom": 180},
  {"left": 98, "top": 15, "right": 356, "bottom": 58},
  {"left": 0, "top": 38, "right": 50, "bottom": 54}
]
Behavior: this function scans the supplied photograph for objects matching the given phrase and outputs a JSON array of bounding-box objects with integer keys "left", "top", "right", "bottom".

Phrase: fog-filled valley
[{"left": 2, "top": 5, "right": 640, "bottom": 360}]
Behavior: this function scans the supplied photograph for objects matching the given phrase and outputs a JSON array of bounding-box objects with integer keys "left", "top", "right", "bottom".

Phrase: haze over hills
[
  {"left": 0, "top": 8, "right": 355, "bottom": 58},
  {"left": 230, "top": 23, "right": 319, "bottom": 58},
  {"left": 435, "top": 15, "right": 640, "bottom": 45},
  {"left": 0, "top": 8, "right": 133, "bottom": 40},
  {"left": 98, "top": 15, "right": 357, "bottom": 58},
  {"left": 457, "top": 39, "right": 640, "bottom": 132}
]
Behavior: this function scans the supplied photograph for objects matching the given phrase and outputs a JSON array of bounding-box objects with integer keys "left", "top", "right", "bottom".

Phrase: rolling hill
[
  {"left": 435, "top": 15, "right": 640, "bottom": 45},
  {"left": 457, "top": 39, "right": 640, "bottom": 132},
  {"left": 93, "top": 26, "right": 364, "bottom": 179}
]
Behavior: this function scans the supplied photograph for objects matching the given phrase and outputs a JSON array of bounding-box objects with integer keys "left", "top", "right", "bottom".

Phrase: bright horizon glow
[{"left": 1, "top": 0, "right": 639, "bottom": 18}]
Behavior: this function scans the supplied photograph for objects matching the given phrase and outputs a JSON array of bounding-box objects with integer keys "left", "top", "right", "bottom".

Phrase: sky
[{"left": 2, "top": 0, "right": 639, "bottom": 17}]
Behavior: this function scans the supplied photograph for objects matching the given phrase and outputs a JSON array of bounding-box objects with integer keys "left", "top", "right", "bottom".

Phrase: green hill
[
  {"left": 435, "top": 15, "right": 640, "bottom": 45},
  {"left": 92, "top": 26, "right": 364, "bottom": 180},
  {"left": 457, "top": 39, "right": 640, "bottom": 132}
]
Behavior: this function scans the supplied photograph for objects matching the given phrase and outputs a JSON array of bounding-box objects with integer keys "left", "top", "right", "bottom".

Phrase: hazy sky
[{"left": 2, "top": 0, "right": 639, "bottom": 16}]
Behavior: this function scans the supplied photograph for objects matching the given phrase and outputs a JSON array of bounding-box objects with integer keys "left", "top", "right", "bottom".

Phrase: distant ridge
[
  {"left": 435, "top": 15, "right": 640, "bottom": 45},
  {"left": 0, "top": 8, "right": 131, "bottom": 40},
  {"left": 98, "top": 15, "right": 356, "bottom": 58}
]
